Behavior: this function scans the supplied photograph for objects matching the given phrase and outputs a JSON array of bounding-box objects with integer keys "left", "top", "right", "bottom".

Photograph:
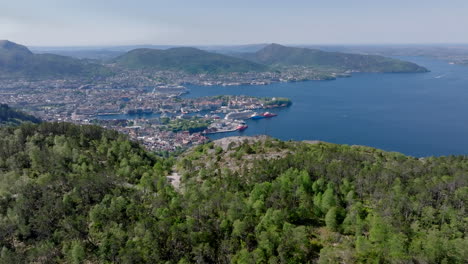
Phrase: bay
[{"left": 182, "top": 57, "right": 468, "bottom": 157}]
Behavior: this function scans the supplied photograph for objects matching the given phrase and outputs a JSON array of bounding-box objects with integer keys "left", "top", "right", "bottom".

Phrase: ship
[
  {"left": 261, "top": 112, "right": 278, "bottom": 118},
  {"left": 237, "top": 124, "right": 248, "bottom": 131},
  {"left": 250, "top": 112, "right": 265, "bottom": 120},
  {"left": 225, "top": 110, "right": 254, "bottom": 120}
]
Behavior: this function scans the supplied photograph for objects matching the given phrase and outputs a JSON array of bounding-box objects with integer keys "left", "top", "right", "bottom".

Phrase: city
[{"left": 1, "top": 78, "right": 291, "bottom": 151}]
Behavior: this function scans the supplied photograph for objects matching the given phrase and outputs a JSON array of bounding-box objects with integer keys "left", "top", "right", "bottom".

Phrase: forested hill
[
  {"left": 0, "top": 40, "right": 110, "bottom": 79},
  {"left": 0, "top": 40, "right": 429, "bottom": 79},
  {"left": 241, "top": 43, "right": 429, "bottom": 73},
  {"left": 0, "top": 123, "right": 466, "bottom": 263},
  {"left": 0, "top": 104, "right": 41, "bottom": 125},
  {"left": 113, "top": 47, "right": 269, "bottom": 74}
]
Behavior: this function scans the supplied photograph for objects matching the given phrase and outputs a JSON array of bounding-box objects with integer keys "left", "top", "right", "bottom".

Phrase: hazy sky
[{"left": 1, "top": 0, "right": 467, "bottom": 46}]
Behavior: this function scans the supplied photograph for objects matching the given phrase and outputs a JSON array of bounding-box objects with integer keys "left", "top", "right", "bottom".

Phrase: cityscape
[{"left": 1, "top": 76, "right": 292, "bottom": 151}]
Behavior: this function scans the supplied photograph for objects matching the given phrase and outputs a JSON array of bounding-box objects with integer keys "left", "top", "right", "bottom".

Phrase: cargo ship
[
  {"left": 261, "top": 112, "right": 278, "bottom": 118},
  {"left": 237, "top": 124, "right": 248, "bottom": 131}
]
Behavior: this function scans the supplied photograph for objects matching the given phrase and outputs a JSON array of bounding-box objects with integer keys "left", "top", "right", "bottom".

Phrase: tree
[{"left": 325, "top": 207, "right": 338, "bottom": 231}]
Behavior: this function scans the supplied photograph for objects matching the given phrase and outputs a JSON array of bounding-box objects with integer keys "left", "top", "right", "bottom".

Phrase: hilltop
[
  {"left": 0, "top": 122, "right": 465, "bottom": 263},
  {"left": 113, "top": 47, "right": 269, "bottom": 74},
  {"left": 240, "top": 43, "right": 429, "bottom": 73},
  {"left": 0, "top": 40, "right": 110, "bottom": 79}
]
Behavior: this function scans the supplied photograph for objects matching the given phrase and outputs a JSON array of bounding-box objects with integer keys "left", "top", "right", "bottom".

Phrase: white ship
[{"left": 224, "top": 110, "right": 255, "bottom": 120}]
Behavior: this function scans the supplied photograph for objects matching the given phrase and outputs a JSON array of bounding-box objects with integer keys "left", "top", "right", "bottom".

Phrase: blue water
[{"left": 181, "top": 57, "right": 468, "bottom": 157}]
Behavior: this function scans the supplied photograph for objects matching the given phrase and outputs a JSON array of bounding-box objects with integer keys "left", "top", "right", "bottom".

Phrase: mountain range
[{"left": 0, "top": 40, "right": 428, "bottom": 79}]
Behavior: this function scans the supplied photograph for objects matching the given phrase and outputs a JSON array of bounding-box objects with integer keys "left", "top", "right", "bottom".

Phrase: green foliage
[
  {"left": 0, "top": 104, "right": 41, "bottom": 126},
  {"left": 0, "top": 122, "right": 171, "bottom": 263},
  {"left": 325, "top": 207, "right": 338, "bottom": 231},
  {"left": 0, "top": 126, "right": 466, "bottom": 263},
  {"left": 262, "top": 97, "right": 293, "bottom": 107},
  {"left": 245, "top": 43, "right": 429, "bottom": 73},
  {"left": 175, "top": 140, "right": 467, "bottom": 263},
  {"left": 114, "top": 47, "right": 269, "bottom": 74},
  {"left": 162, "top": 117, "right": 211, "bottom": 133}
]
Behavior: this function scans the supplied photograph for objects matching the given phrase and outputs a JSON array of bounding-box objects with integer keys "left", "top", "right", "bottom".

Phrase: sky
[{"left": 1, "top": 0, "right": 467, "bottom": 46}]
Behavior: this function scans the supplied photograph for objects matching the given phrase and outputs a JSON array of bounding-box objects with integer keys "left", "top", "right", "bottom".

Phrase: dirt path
[{"left": 167, "top": 171, "right": 181, "bottom": 190}]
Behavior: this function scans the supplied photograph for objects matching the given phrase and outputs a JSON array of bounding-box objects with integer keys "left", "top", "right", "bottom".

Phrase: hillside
[
  {"left": 0, "top": 123, "right": 466, "bottom": 263},
  {"left": 0, "top": 104, "right": 41, "bottom": 125},
  {"left": 0, "top": 40, "right": 110, "bottom": 79},
  {"left": 241, "top": 43, "right": 429, "bottom": 73},
  {"left": 113, "top": 47, "right": 269, "bottom": 74}
]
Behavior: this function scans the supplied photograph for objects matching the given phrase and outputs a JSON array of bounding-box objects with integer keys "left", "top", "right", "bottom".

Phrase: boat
[
  {"left": 225, "top": 111, "right": 254, "bottom": 120},
  {"left": 237, "top": 124, "right": 248, "bottom": 131},
  {"left": 250, "top": 113, "right": 265, "bottom": 120},
  {"left": 262, "top": 112, "right": 278, "bottom": 118}
]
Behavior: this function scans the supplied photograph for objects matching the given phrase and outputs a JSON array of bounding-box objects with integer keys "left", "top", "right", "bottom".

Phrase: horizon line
[{"left": 24, "top": 42, "right": 468, "bottom": 49}]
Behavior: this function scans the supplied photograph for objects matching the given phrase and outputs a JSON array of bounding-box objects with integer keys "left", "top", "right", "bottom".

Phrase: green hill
[
  {"left": 0, "top": 40, "right": 110, "bottom": 79},
  {"left": 0, "top": 122, "right": 466, "bottom": 263},
  {"left": 242, "top": 43, "right": 429, "bottom": 73},
  {"left": 0, "top": 104, "right": 41, "bottom": 125},
  {"left": 113, "top": 47, "right": 269, "bottom": 74}
]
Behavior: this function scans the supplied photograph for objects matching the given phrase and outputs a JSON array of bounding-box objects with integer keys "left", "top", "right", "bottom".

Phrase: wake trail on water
[{"left": 434, "top": 74, "right": 448, "bottom": 79}]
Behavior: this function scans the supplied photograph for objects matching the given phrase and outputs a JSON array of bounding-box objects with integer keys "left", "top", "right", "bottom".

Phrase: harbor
[{"left": 86, "top": 95, "right": 289, "bottom": 151}]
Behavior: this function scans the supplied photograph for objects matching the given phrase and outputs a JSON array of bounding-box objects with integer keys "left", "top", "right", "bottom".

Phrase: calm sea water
[{"left": 181, "top": 57, "right": 468, "bottom": 157}]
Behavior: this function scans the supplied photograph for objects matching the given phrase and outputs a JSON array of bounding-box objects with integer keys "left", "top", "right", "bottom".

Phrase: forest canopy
[{"left": 0, "top": 122, "right": 466, "bottom": 263}]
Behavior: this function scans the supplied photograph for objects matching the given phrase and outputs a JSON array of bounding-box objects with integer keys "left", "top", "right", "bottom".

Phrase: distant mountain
[
  {"left": 0, "top": 40, "right": 110, "bottom": 79},
  {"left": 29, "top": 44, "right": 269, "bottom": 59},
  {"left": 113, "top": 47, "right": 269, "bottom": 74},
  {"left": 0, "top": 41, "right": 429, "bottom": 79},
  {"left": 203, "top": 44, "right": 269, "bottom": 54},
  {"left": 31, "top": 49, "right": 125, "bottom": 60},
  {"left": 241, "top": 44, "right": 429, "bottom": 73},
  {"left": 0, "top": 104, "right": 41, "bottom": 125}
]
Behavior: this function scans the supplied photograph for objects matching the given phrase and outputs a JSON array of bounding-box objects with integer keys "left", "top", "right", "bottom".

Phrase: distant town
[{"left": 1, "top": 77, "right": 292, "bottom": 151}]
